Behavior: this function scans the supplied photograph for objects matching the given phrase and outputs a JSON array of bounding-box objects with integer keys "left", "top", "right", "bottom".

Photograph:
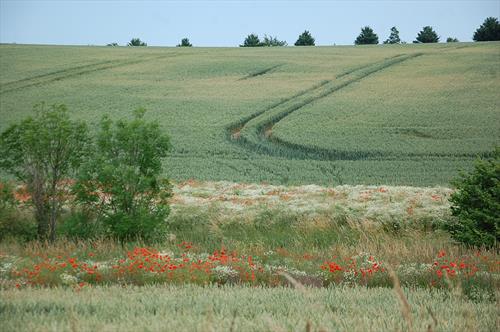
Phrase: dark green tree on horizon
[
  {"left": 446, "top": 37, "right": 459, "bottom": 43},
  {"left": 128, "top": 38, "right": 147, "bottom": 46},
  {"left": 473, "top": 17, "right": 500, "bottom": 41},
  {"left": 294, "top": 30, "right": 315, "bottom": 46},
  {"left": 383, "top": 27, "right": 401, "bottom": 44},
  {"left": 240, "top": 34, "right": 261, "bottom": 47},
  {"left": 414, "top": 26, "right": 439, "bottom": 43},
  {"left": 261, "top": 35, "right": 287, "bottom": 47},
  {"left": 355, "top": 26, "right": 379, "bottom": 45},
  {"left": 177, "top": 38, "right": 192, "bottom": 47}
]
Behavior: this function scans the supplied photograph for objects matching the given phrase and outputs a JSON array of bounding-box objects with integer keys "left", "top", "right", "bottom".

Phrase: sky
[{"left": 0, "top": 0, "right": 499, "bottom": 46}]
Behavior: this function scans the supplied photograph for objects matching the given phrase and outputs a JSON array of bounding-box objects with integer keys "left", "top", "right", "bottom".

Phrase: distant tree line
[{"left": 106, "top": 17, "right": 499, "bottom": 47}]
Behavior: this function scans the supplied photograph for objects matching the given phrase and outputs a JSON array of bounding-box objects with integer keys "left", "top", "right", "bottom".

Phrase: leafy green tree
[
  {"left": 446, "top": 37, "right": 459, "bottom": 43},
  {"left": 447, "top": 149, "right": 499, "bottom": 248},
  {"left": 294, "top": 30, "right": 315, "bottom": 46},
  {"left": 261, "top": 35, "right": 287, "bottom": 47},
  {"left": 0, "top": 103, "right": 90, "bottom": 241},
  {"left": 355, "top": 26, "right": 379, "bottom": 45},
  {"left": 414, "top": 26, "right": 439, "bottom": 43},
  {"left": 128, "top": 38, "right": 147, "bottom": 46},
  {"left": 177, "top": 38, "right": 192, "bottom": 47},
  {"left": 240, "top": 34, "right": 261, "bottom": 47},
  {"left": 473, "top": 17, "right": 500, "bottom": 41},
  {"left": 73, "top": 109, "right": 171, "bottom": 241},
  {"left": 383, "top": 27, "right": 401, "bottom": 44}
]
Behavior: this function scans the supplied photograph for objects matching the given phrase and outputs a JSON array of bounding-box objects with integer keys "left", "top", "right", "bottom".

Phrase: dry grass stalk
[{"left": 387, "top": 265, "right": 413, "bottom": 332}]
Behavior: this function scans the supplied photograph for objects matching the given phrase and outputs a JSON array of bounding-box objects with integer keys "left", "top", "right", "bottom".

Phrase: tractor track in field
[
  {"left": 227, "top": 51, "right": 493, "bottom": 161},
  {"left": 239, "top": 64, "right": 283, "bottom": 80},
  {"left": 0, "top": 53, "right": 181, "bottom": 94}
]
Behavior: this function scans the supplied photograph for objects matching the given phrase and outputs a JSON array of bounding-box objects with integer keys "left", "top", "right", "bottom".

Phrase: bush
[
  {"left": 0, "top": 181, "right": 37, "bottom": 241},
  {"left": 447, "top": 149, "right": 499, "bottom": 248},
  {"left": 73, "top": 108, "right": 172, "bottom": 242}
]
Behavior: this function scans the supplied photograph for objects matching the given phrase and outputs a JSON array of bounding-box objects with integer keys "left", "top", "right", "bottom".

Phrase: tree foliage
[
  {"left": 0, "top": 103, "right": 90, "bottom": 241},
  {"left": 414, "top": 26, "right": 439, "bottom": 43},
  {"left": 261, "top": 35, "right": 287, "bottom": 47},
  {"left": 446, "top": 37, "right": 459, "bottom": 43},
  {"left": 128, "top": 38, "right": 147, "bottom": 46},
  {"left": 240, "top": 34, "right": 261, "bottom": 47},
  {"left": 447, "top": 149, "right": 499, "bottom": 248},
  {"left": 177, "top": 38, "right": 192, "bottom": 47},
  {"left": 73, "top": 109, "right": 171, "bottom": 241},
  {"left": 294, "top": 30, "right": 315, "bottom": 46},
  {"left": 355, "top": 26, "right": 379, "bottom": 45},
  {"left": 473, "top": 17, "right": 500, "bottom": 41},
  {"left": 383, "top": 27, "right": 401, "bottom": 44}
]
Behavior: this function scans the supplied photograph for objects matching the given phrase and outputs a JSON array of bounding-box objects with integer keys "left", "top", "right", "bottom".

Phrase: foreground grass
[{"left": 1, "top": 285, "right": 498, "bottom": 331}]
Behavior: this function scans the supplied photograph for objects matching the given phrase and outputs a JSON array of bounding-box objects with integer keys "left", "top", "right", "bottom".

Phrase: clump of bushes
[
  {"left": 0, "top": 104, "right": 171, "bottom": 243},
  {"left": 447, "top": 148, "right": 499, "bottom": 248}
]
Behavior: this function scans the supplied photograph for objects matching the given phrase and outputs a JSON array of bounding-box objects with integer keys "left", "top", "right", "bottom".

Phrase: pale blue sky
[{"left": 1, "top": 0, "right": 499, "bottom": 46}]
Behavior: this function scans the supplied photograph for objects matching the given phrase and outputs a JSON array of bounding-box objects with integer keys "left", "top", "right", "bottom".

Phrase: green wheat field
[
  {"left": 1, "top": 42, "right": 499, "bottom": 186},
  {"left": 1, "top": 42, "right": 499, "bottom": 331}
]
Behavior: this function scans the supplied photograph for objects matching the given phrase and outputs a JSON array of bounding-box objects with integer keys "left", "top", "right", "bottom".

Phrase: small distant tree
[
  {"left": 107, "top": 42, "right": 119, "bottom": 46},
  {"left": 128, "top": 38, "right": 147, "bottom": 46},
  {"left": 473, "top": 17, "right": 500, "bottom": 41},
  {"left": 73, "top": 109, "right": 171, "bottom": 242},
  {"left": 414, "top": 26, "right": 439, "bottom": 43},
  {"left": 383, "top": 26, "right": 401, "bottom": 44},
  {"left": 446, "top": 37, "right": 459, "bottom": 43},
  {"left": 240, "top": 34, "right": 261, "bottom": 47},
  {"left": 261, "top": 35, "right": 287, "bottom": 47},
  {"left": 177, "top": 38, "right": 192, "bottom": 47},
  {"left": 355, "top": 26, "right": 379, "bottom": 45},
  {"left": 0, "top": 103, "right": 90, "bottom": 241},
  {"left": 294, "top": 30, "right": 315, "bottom": 46}
]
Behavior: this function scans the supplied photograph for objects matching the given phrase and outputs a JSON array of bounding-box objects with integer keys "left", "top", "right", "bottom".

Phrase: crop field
[
  {"left": 2, "top": 285, "right": 498, "bottom": 331},
  {"left": 1, "top": 42, "right": 499, "bottom": 186}
]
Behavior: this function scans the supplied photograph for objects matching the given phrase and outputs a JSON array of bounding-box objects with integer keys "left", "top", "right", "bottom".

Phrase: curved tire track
[{"left": 228, "top": 52, "right": 491, "bottom": 161}]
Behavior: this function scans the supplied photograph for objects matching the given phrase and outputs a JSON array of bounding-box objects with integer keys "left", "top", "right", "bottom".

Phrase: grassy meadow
[{"left": 1, "top": 43, "right": 499, "bottom": 185}]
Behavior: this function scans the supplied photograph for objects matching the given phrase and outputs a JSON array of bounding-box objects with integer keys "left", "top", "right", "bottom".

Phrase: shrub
[
  {"left": 0, "top": 103, "right": 90, "bottom": 241},
  {"left": 446, "top": 37, "right": 459, "bottom": 43},
  {"left": 447, "top": 148, "right": 499, "bottom": 248},
  {"left": 73, "top": 108, "right": 172, "bottom": 242},
  {"left": 0, "top": 181, "right": 37, "bottom": 241}
]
